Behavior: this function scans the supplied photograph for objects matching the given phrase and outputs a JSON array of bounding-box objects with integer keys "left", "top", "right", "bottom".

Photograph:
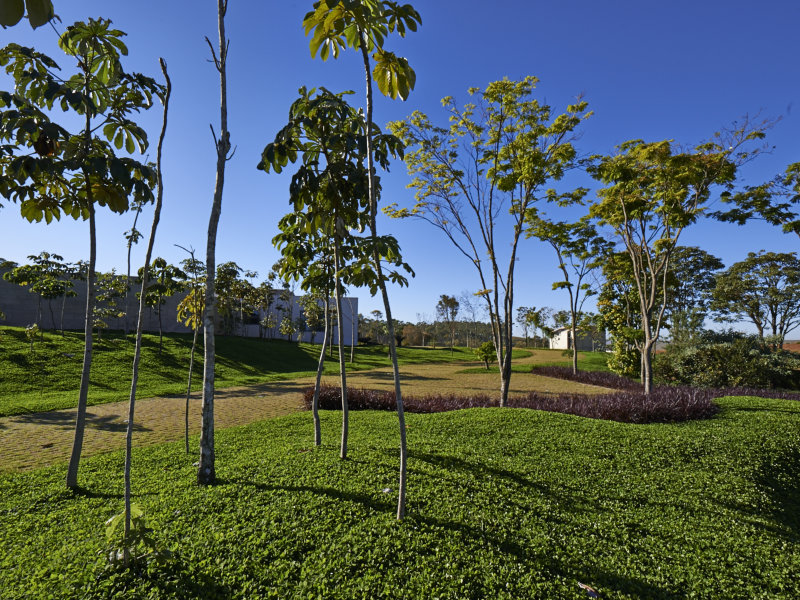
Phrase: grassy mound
[
  {"left": 0, "top": 327, "right": 477, "bottom": 417},
  {"left": 1, "top": 398, "right": 798, "bottom": 598}
]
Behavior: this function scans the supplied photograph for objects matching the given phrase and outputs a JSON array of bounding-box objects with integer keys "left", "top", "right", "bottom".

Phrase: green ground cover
[
  {"left": 1, "top": 397, "right": 798, "bottom": 599},
  {"left": 0, "top": 327, "right": 477, "bottom": 417},
  {"left": 457, "top": 350, "right": 607, "bottom": 375}
]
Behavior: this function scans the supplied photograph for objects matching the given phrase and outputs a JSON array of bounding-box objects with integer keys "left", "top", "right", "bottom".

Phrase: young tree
[
  {"left": 0, "top": 20, "right": 161, "bottom": 489},
  {"left": 390, "top": 76, "right": 591, "bottom": 406},
  {"left": 710, "top": 251, "right": 800, "bottom": 348},
  {"left": 123, "top": 198, "right": 145, "bottom": 335},
  {"left": 304, "top": 0, "right": 422, "bottom": 519},
  {"left": 526, "top": 215, "right": 613, "bottom": 373},
  {"left": 589, "top": 124, "right": 769, "bottom": 393},
  {"left": 137, "top": 257, "right": 185, "bottom": 352},
  {"left": 261, "top": 86, "right": 410, "bottom": 458},
  {"left": 435, "top": 294, "right": 459, "bottom": 353},
  {"left": 515, "top": 306, "right": 534, "bottom": 347},
  {"left": 94, "top": 270, "right": 128, "bottom": 339},
  {"left": 176, "top": 245, "right": 204, "bottom": 454},
  {"left": 122, "top": 58, "right": 170, "bottom": 561},
  {"left": 198, "top": 0, "right": 233, "bottom": 486}
]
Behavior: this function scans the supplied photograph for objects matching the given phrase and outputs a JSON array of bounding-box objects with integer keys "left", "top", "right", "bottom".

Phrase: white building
[{"left": 548, "top": 327, "right": 605, "bottom": 352}]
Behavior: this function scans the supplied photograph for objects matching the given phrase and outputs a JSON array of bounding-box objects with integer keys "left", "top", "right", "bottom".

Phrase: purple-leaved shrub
[{"left": 302, "top": 383, "right": 721, "bottom": 424}]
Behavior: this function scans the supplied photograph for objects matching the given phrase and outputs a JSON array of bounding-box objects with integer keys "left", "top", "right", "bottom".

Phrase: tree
[
  {"left": 527, "top": 215, "right": 612, "bottom": 373},
  {"left": 663, "top": 246, "right": 724, "bottom": 336},
  {"left": 2, "top": 251, "right": 73, "bottom": 334},
  {"left": 94, "top": 270, "right": 128, "bottom": 339},
  {"left": 0, "top": 0, "right": 53, "bottom": 28},
  {"left": 435, "top": 294, "right": 459, "bottom": 353},
  {"left": 304, "top": 0, "right": 421, "bottom": 519},
  {"left": 474, "top": 340, "right": 495, "bottom": 370},
  {"left": 122, "top": 58, "right": 170, "bottom": 561},
  {"left": 261, "top": 86, "right": 410, "bottom": 459},
  {"left": 176, "top": 245, "right": 204, "bottom": 455},
  {"left": 123, "top": 198, "right": 145, "bottom": 335},
  {"left": 713, "top": 162, "right": 800, "bottom": 238},
  {"left": 198, "top": 0, "right": 233, "bottom": 486},
  {"left": 0, "top": 19, "right": 162, "bottom": 489},
  {"left": 516, "top": 306, "right": 535, "bottom": 347},
  {"left": 391, "top": 76, "right": 590, "bottom": 406},
  {"left": 137, "top": 257, "right": 185, "bottom": 352},
  {"left": 589, "top": 123, "right": 769, "bottom": 394},
  {"left": 710, "top": 251, "right": 800, "bottom": 348}
]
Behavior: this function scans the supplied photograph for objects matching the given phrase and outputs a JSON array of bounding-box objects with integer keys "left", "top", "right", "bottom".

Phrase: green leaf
[
  {"left": 0, "top": 0, "right": 24, "bottom": 27},
  {"left": 24, "top": 0, "right": 53, "bottom": 28}
]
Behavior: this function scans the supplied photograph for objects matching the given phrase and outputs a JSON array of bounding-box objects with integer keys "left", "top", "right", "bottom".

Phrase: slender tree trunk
[
  {"left": 198, "top": 0, "right": 230, "bottom": 486},
  {"left": 65, "top": 200, "right": 95, "bottom": 490},
  {"left": 360, "top": 34, "right": 406, "bottom": 520},
  {"left": 60, "top": 284, "right": 67, "bottom": 336},
  {"left": 185, "top": 323, "right": 198, "bottom": 454},
  {"left": 312, "top": 296, "right": 329, "bottom": 447},
  {"left": 333, "top": 234, "right": 348, "bottom": 459},
  {"left": 158, "top": 302, "right": 163, "bottom": 353},
  {"left": 349, "top": 298, "right": 355, "bottom": 364},
  {"left": 124, "top": 206, "right": 142, "bottom": 336},
  {"left": 121, "top": 60, "right": 170, "bottom": 556}
]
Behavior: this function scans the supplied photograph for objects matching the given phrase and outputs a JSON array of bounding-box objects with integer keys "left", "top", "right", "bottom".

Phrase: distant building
[
  {"left": 548, "top": 326, "right": 605, "bottom": 352},
  {"left": 0, "top": 267, "right": 358, "bottom": 345}
]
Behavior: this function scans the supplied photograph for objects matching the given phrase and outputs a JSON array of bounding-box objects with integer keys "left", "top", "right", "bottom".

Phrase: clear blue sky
[{"left": 1, "top": 0, "right": 798, "bottom": 333}]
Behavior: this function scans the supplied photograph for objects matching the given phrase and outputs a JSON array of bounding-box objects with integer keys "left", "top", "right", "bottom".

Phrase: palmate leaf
[
  {"left": 25, "top": 0, "right": 53, "bottom": 28},
  {"left": 0, "top": 0, "right": 24, "bottom": 27},
  {"left": 372, "top": 50, "right": 415, "bottom": 100}
]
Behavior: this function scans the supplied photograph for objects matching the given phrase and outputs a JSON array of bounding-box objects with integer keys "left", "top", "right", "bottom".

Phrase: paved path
[{"left": 0, "top": 355, "right": 604, "bottom": 472}]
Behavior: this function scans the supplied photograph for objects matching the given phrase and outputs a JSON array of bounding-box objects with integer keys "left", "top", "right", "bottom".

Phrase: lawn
[
  {"left": 1, "top": 396, "right": 798, "bottom": 599},
  {"left": 0, "top": 327, "right": 480, "bottom": 417}
]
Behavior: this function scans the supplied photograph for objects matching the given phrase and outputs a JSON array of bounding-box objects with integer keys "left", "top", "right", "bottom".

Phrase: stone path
[{"left": 0, "top": 354, "right": 604, "bottom": 472}]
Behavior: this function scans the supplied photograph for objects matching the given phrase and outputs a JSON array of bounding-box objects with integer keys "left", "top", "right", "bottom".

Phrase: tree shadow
[
  {"left": 12, "top": 410, "right": 152, "bottom": 433},
  {"left": 754, "top": 445, "right": 800, "bottom": 539},
  {"left": 230, "top": 474, "right": 674, "bottom": 598}
]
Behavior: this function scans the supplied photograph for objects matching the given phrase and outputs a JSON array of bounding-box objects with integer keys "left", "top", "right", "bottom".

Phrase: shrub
[
  {"left": 302, "top": 383, "right": 719, "bottom": 424},
  {"left": 530, "top": 365, "right": 641, "bottom": 390},
  {"left": 655, "top": 336, "right": 800, "bottom": 389}
]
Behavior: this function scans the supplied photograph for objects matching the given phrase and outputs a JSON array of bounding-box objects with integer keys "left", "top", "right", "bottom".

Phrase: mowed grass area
[
  {"left": 457, "top": 348, "right": 608, "bottom": 375},
  {"left": 1, "top": 397, "right": 798, "bottom": 599},
  {"left": 0, "top": 327, "right": 487, "bottom": 417}
]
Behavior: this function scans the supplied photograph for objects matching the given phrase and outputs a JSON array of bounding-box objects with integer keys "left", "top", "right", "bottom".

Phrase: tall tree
[
  {"left": 391, "top": 76, "right": 591, "bottom": 406},
  {"left": 710, "top": 251, "right": 800, "bottom": 348},
  {"left": 527, "top": 215, "right": 612, "bottom": 373},
  {"left": 304, "top": 0, "right": 421, "bottom": 520},
  {"left": 198, "top": 0, "right": 233, "bottom": 486},
  {"left": 122, "top": 58, "right": 170, "bottom": 561},
  {"left": 123, "top": 198, "right": 145, "bottom": 335},
  {"left": 589, "top": 125, "right": 769, "bottom": 394},
  {"left": 0, "top": 19, "right": 161, "bottom": 489},
  {"left": 435, "top": 294, "right": 459, "bottom": 353},
  {"left": 261, "top": 86, "right": 410, "bottom": 457}
]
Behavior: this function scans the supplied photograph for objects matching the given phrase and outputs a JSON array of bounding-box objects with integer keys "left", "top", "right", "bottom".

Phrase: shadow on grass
[
  {"left": 231, "top": 472, "right": 675, "bottom": 599},
  {"left": 755, "top": 446, "right": 800, "bottom": 539},
  {"left": 89, "top": 556, "right": 230, "bottom": 599},
  {"left": 12, "top": 410, "right": 152, "bottom": 433}
]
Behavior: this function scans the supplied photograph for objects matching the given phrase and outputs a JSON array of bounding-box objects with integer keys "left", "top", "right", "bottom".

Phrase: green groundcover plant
[{"left": 1, "top": 398, "right": 798, "bottom": 598}]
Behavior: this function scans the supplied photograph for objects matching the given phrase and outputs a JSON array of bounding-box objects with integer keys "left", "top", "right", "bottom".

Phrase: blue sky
[{"left": 1, "top": 0, "right": 798, "bottom": 332}]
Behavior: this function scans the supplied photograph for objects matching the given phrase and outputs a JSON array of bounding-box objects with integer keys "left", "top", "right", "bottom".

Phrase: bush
[
  {"left": 531, "top": 365, "right": 641, "bottom": 390},
  {"left": 302, "top": 383, "right": 719, "bottom": 424},
  {"left": 655, "top": 336, "right": 800, "bottom": 389}
]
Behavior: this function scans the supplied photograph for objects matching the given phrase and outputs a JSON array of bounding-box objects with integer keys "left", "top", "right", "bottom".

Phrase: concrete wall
[{"left": 0, "top": 267, "right": 358, "bottom": 344}]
